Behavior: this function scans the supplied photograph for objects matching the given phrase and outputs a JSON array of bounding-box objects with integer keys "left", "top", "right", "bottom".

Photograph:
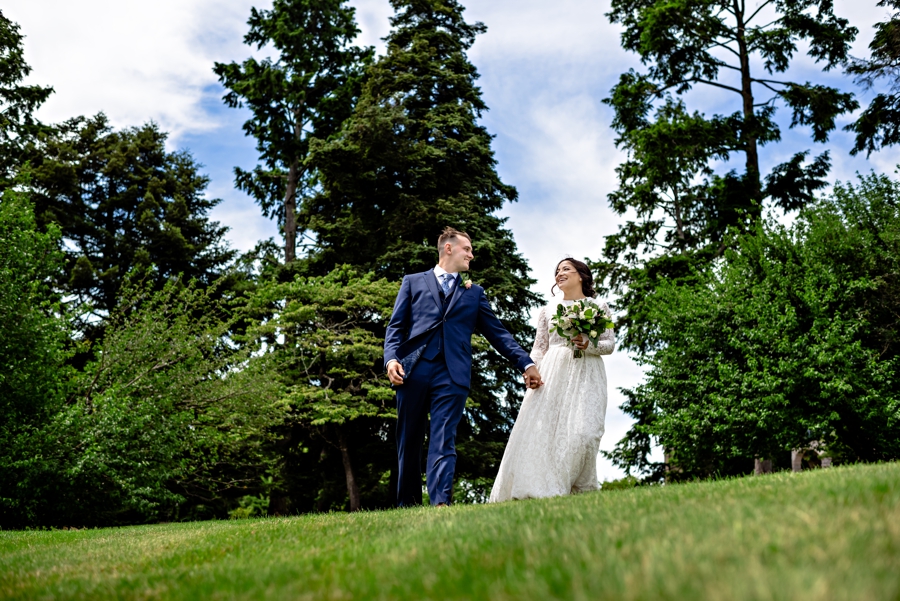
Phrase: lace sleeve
[
  {"left": 530, "top": 306, "right": 550, "bottom": 368},
  {"left": 586, "top": 301, "right": 615, "bottom": 356}
]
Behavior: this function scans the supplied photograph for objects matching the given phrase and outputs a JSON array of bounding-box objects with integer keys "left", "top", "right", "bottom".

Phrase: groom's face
[{"left": 446, "top": 237, "right": 474, "bottom": 273}]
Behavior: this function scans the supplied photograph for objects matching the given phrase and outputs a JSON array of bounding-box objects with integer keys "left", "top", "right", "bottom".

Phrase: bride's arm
[
  {"left": 585, "top": 301, "right": 615, "bottom": 356},
  {"left": 529, "top": 307, "right": 550, "bottom": 368}
]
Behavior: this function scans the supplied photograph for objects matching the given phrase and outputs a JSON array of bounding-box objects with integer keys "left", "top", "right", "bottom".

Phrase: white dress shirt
[{"left": 433, "top": 265, "right": 457, "bottom": 292}]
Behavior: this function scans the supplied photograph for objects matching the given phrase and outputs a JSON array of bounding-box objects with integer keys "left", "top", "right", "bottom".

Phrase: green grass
[{"left": 2, "top": 463, "right": 899, "bottom": 600}]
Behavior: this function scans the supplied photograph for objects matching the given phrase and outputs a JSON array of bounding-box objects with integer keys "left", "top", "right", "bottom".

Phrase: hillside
[{"left": 2, "top": 463, "right": 898, "bottom": 600}]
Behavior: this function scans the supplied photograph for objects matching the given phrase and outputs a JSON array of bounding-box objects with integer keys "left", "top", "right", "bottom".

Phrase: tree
[
  {"left": 213, "top": 0, "right": 371, "bottom": 264},
  {"left": 2, "top": 274, "right": 285, "bottom": 528},
  {"left": 246, "top": 267, "right": 398, "bottom": 512},
  {"left": 0, "top": 10, "right": 53, "bottom": 187},
  {"left": 0, "top": 186, "right": 70, "bottom": 526},
  {"left": 307, "top": 0, "right": 541, "bottom": 497},
  {"left": 846, "top": 0, "right": 900, "bottom": 155},
  {"left": 596, "top": 0, "right": 859, "bottom": 352},
  {"left": 607, "top": 172, "right": 900, "bottom": 480},
  {"left": 27, "top": 114, "right": 235, "bottom": 337}
]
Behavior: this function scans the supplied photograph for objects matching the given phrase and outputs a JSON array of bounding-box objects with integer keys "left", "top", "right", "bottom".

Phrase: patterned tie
[{"left": 440, "top": 273, "right": 452, "bottom": 296}]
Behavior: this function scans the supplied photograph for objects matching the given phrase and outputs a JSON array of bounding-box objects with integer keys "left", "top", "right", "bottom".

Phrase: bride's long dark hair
[{"left": 551, "top": 258, "right": 597, "bottom": 298}]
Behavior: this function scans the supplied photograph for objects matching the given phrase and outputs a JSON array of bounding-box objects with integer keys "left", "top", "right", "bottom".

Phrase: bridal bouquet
[{"left": 550, "top": 299, "right": 614, "bottom": 358}]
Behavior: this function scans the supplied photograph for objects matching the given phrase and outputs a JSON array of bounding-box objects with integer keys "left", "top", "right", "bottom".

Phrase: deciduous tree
[
  {"left": 607, "top": 173, "right": 900, "bottom": 479},
  {"left": 0, "top": 187, "right": 69, "bottom": 527},
  {"left": 3, "top": 275, "right": 285, "bottom": 528}
]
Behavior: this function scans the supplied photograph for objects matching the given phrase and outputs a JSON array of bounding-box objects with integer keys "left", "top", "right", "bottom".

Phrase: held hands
[
  {"left": 387, "top": 360, "right": 405, "bottom": 386},
  {"left": 523, "top": 365, "right": 543, "bottom": 389},
  {"left": 390, "top": 360, "right": 543, "bottom": 389}
]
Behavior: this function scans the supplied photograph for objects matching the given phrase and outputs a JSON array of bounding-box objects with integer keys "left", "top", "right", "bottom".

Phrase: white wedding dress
[{"left": 489, "top": 299, "right": 615, "bottom": 502}]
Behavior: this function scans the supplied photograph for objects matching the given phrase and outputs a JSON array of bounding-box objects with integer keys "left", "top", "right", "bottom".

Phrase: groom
[{"left": 384, "top": 227, "right": 543, "bottom": 507}]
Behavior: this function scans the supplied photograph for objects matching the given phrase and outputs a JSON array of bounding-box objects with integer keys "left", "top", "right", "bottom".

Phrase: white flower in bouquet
[{"left": 550, "top": 299, "right": 615, "bottom": 358}]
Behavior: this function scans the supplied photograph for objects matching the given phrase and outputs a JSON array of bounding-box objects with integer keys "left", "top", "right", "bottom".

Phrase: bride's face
[{"left": 555, "top": 261, "right": 582, "bottom": 294}]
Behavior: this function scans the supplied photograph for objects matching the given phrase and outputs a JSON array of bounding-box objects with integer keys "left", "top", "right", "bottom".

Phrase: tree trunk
[
  {"left": 337, "top": 427, "right": 361, "bottom": 512},
  {"left": 734, "top": 0, "right": 762, "bottom": 206},
  {"left": 672, "top": 190, "right": 686, "bottom": 248},
  {"left": 283, "top": 159, "right": 299, "bottom": 264},
  {"left": 268, "top": 494, "right": 289, "bottom": 516},
  {"left": 754, "top": 458, "right": 773, "bottom": 474}
]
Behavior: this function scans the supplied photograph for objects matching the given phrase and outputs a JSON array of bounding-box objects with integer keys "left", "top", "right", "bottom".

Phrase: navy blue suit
[{"left": 384, "top": 270, "right": 532, "bottom": 505}]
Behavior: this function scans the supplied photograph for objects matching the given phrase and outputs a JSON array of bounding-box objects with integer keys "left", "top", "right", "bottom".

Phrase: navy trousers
[{"left": 395, "top": 354, "right": 469, "bottom": 506}]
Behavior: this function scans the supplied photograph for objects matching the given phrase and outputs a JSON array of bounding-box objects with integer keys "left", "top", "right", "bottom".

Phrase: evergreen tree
[
  {"left": 847, "top": 0, "right": 900, "bottom": 155},
  {"left": 246, "top": 267, "right": 398, "bottom": 512},
  {"left": 596, "top": 0, "right": 858, "bottom": 353},
  {"left": 28, "top": 114, "right": 235, "bottom": 337},
  {"left": 213, "top": 0, "right": 371, "bottom": 264},
  {"left": 0, "top": 10, "right": 53, "bottom": 187},
  {"left": 308, "top": 0, "right": 540, "bottom": 496}
]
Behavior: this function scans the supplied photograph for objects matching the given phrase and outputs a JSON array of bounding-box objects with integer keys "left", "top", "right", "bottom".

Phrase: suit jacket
[{"left": 384, "top": 270, "right": 532, "bottom": 389}]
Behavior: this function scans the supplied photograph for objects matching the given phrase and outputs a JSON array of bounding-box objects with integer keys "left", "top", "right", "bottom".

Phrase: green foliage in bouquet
[{"left": 550, "top": 300, "right": 615, "bottom": 358}]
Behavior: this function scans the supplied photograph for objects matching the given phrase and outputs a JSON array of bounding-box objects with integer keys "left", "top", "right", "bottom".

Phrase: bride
[{"left": 489, "top": 258, "right": 615, "bottom": 502}]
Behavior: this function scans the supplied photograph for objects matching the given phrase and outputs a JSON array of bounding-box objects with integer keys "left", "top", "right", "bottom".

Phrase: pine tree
[
  {"left": 597, "top": 0, "right": 858, "bottom": 353},
  {"left": 28, "top": 114, "right": 235, "bottom": 336},
  {"left": 0, "top": 10, "right": 53, "bottom": 187},
  {"left": 246, "top": 268, "right": 398, "bottom": 512},
  {"left": 307, "top": 0, "right": 540, "bottom": 497},
  {"left": 214, "top": 0, "right": 371, "bottom": 264}
]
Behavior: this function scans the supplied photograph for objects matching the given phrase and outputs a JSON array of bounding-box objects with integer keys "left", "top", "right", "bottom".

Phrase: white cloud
[
  {"left": 7, "top": 0, "right": 268, "bottom": 139},
  {"left": 350, "top": 0, "right": 393, "bottom": 51}
]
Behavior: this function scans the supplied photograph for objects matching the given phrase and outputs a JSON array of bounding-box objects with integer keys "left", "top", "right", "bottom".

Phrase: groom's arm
[
  {"left": 474, "top": 291, "right": 535, "bottom": 375},
  {"left": 384, "top": 275, "right": 413, "bottom": 369}
]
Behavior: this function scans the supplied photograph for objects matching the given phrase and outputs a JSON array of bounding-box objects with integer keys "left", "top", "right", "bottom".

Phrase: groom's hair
[{"left": 437, "top": 227, "right": 471, "bottom": 251}]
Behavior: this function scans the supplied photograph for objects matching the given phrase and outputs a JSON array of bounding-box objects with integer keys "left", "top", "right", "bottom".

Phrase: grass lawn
[{"left": 1, "top": 462, "right": 898, "bottom": 600}]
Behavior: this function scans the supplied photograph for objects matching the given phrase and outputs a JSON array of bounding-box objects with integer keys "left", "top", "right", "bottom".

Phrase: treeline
[
  {"left": 2, "top": 0, "right": 899, "bottom": 528},
  {"left": 0, "top": 0, "right": 537, "bottom": 528},
  {"left": 596, "top": 0, "right": 900, "bottom": 479}
]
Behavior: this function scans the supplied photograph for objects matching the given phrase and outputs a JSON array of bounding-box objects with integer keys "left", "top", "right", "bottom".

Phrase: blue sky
[{"left": 8, "top": 0, "right": 895, "bottom": 480}]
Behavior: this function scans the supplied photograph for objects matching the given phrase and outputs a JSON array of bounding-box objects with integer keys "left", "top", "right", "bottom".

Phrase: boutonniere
[{"left": 463, "top": 277, "right": 473, "bottom": 289}]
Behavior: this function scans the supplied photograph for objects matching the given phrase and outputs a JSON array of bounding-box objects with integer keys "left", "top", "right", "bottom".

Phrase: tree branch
[
  {"left": 677, "top": 78, "right": 743, "bottom": 95},
  {"left": 755, "top": 80, "right": 784, "bottom": 95},
  {"left": 751, "top": 77, "right": 792, "bottom": 86},
  {"left": 711, "top": 42, "right": 742, "bottom": 60},
  {"left": 744, "top": 0, "right": 775, "bottom": 25}
]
